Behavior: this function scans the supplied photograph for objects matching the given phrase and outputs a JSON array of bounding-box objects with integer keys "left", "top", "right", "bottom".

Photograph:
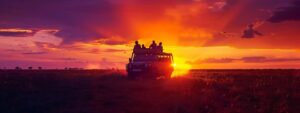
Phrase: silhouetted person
[
  {"left": 149, "top": 40, "right": 157, "bottom": 49},
  {"left": 141, "top": 44, "right": 148, "bottom": 54},
  {"left": 129, "top": 58, "right": 132, "bottom": 63},
  {"left": 142, "top": 44, "right": 146, "bottom": 49},
  {"left": 149, "top": 40, "right": 157, "bottom": 54},
  {"left": 158, "top": 42, "right": 163, "bottom": 53},
  {"left": 242, "top": 24, "right": 263, "bottom": 38},
  {"left": 133, "top": 41, "right": 141, "bottom": 53}
]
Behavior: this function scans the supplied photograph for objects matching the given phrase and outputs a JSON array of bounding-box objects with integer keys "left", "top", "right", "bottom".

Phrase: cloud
[
  {"left": 0, "top": 0, "right": 238, "bottom": 46},
  {"left": 0, "top": 0, "right": 130, "bottom": 44},
  {"left": 268, "top": 1, "right": 300, "bottom": 23},
  {"left": 241, "top": 56, "right": 300, "bottom": 63},
  {"left": 183, "top": 0, "right": 300, "bottom": 48},
  {"left": 0, "top": 0, "right": 299, "bottom": 49},
  {"left": 0, "top": 28, "right": 35, "bottom": 37},
  {"left": 208, "top": 1, "right": 227, "bottom": 11},
  {"left": 240, "top": 56, "right": 266, "bottom": 63},
  {"left": 22, "top": 52, "right": 47, "bottom": 55},
  {"left": 104, "top": 49, "right": 128, "bottom": 53},
  {"left": 0, "top": 30, "right": 63, "bottom": 55},
  {"left": 31, "top": 30, "right": 63, "bottom": 46},
  {"left": 200, "top": 58, "right": 236, "bottom": 63},
  {"left": 57, "top": 57, "right": 77, "bottom": 61},
  {"left": 85, "top": 48, "right": 128, "bottom": 54},
  {"left": 193, "top": 56, "right": 300, "bottom": 64},
  {"left": 241, "top": 24, "right": 263, "bottom": 38},
  {"left": 95, "top": 36, "right": 130, "bottom": 45}
]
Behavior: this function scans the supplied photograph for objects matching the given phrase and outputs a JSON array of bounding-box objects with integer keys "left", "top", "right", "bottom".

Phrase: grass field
[{"left": 0, "top": 69, "right": 299, "bottom": 113}]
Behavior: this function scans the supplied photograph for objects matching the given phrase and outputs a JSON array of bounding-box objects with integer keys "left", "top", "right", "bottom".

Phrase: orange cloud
[{"left": 0, "top": 28, "right": 33, "bottom": 33}]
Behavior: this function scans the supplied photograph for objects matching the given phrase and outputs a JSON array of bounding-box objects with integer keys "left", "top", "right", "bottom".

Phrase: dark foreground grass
[{"left": 0, "top": 69, "right": 299, "bottom": 113}]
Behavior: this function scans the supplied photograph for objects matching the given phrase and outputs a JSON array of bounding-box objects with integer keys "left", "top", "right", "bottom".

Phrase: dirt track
[{"left": 0, "top": 70, "right": 300, "bottom": 113}]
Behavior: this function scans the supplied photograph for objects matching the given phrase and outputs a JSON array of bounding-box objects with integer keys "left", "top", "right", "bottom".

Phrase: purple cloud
[
  {"left": 241, "top": 56, "right": 267, "bottom": 63},
  {"left": 0, "top": 30, "right": 35, "bottom": 37},
  {"left": 241, "top": 56, "right": 300, "bottom": 63},
  {"left": 241, "top": 24, "right": 263, "bottom": 38},
  {"left": 104, "top": 49, "right": 128, "bottom": 53},
  {"left": 201, "top": 58, "right": 236, "bottom": 63},
  {"left": 193, "top": 56, "right": 300, "bottom": 64},
  {"left": 22, "top": 52, "right": 47, "bottom": 55},
  {"left": 268, "top": 1, "right": 300, "bottom": 23},
  {"left": 0, "top": 0, "right": 130, "bottom": 44}
]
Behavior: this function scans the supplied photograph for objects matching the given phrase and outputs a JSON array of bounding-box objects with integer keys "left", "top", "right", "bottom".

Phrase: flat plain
[{"left": 0, "top": 69, "right": 299, "bottom": 113}]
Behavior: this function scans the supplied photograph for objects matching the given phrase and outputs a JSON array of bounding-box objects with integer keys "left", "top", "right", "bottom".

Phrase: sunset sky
[{"left": 0, "top": 0, "right": 300, "bottom": 69}]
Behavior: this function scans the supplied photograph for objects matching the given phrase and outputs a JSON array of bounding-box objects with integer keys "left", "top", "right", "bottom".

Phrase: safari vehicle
[{"left": 126, "top": 50, "right": 174, "bottom": 79}]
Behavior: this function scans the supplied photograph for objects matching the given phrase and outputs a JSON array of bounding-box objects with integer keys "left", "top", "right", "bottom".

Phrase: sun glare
[
  {"left": 171, "top": 57, "right": 192, "bottom": 78},
  {"left": 172, "top": 63, "right": 177, "bottom": 67}
]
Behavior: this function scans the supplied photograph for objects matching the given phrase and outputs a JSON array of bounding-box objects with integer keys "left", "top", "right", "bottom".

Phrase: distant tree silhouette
[
  {"left": 38, "top": 67, "right": 42, "bottom": 70},
  {"left": 15, "top": 66, "right": 21, "bottom": 70},
  {"left": 28, "top": 67, "right": 33, "bottom": 70}
]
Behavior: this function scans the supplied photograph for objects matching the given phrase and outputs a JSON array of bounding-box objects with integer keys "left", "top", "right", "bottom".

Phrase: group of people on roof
[{"left": 133, "top": 40, "right": 163, "bottom": 54}]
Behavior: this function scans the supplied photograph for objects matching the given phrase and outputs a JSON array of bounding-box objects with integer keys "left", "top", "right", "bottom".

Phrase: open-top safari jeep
[{"left": 126, "top": 48, "right": 174, "bottom": 79}]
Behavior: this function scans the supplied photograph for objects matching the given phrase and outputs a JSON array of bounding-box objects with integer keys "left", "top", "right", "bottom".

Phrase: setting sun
[
  {"left": 171, "top": 63, "right": 177, "bottom": 67},
  {"left": 171, "top": 57, "right": 192, "bottom": 78}
]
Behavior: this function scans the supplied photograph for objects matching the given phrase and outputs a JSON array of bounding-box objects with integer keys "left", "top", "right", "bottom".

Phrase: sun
[
  {"left": 171, "top": 57, "right": 192, "bottom": 78},
  {"left": 172, "top": 63, "right": 177, "bottom": 67}
]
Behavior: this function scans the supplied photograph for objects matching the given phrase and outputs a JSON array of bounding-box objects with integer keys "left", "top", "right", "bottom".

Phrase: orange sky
[{"left": 0, "top": 0, "right": 300, "bottom": 69}]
